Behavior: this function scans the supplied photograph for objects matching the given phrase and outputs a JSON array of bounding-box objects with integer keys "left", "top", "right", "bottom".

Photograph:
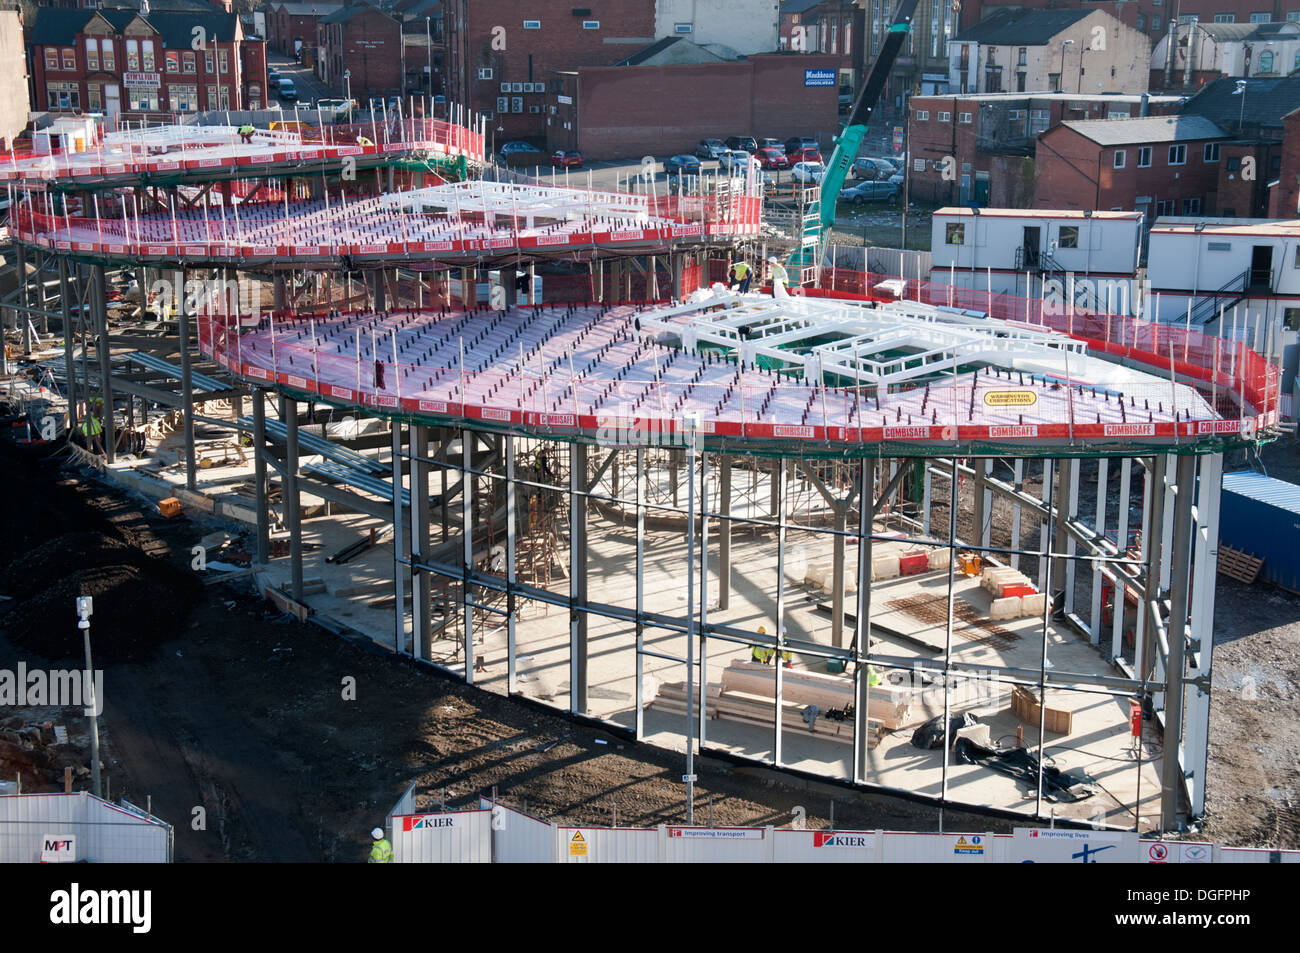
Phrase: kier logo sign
[{"left": 814, "top": 831, "right": 871, "bottom": 848}]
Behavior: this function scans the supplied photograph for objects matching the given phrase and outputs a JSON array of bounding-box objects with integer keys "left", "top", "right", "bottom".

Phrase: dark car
[
  {"left": 784, "top": 136, "right": 820, "bottom": 156},
  {"left": 724, "top": 136, "right": 757, "bottom": 153},
  {"left": 665, "top": 154, "right": 702, "bottom": 175},
  {"left": 268, "top": 69, "right": 282, "bottom": 89},
  {"left": 755, "top": 146, "right": 790, "bottom": 170},
  {"left": 756, "top": 137, "right": 782, "bottom": 149},
  {"left": 840, "top": 180, "right": 899, "bottom": 204},
  {"left": 551, "top": 149, "right": 583, "bottom": 168},
  {"left": 278, "top": 78, "right": 298, "bottom": 103},
  {"left": 499, "top": 140, "right": 544, "bottom": 165}
]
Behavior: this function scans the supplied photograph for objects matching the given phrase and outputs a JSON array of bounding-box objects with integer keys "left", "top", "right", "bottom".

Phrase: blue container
[{"left": 1220, "top": 471, "right": 1300, "bottom": 593}]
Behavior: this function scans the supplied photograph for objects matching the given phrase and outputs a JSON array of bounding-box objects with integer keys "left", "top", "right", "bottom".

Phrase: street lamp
[
  {"left": 77, "top": 596, "right": 100, "bottom": 798},
  {"left": 1058, "top": 39, "right": 1074, "bottom": 93},
  {"left": 1233, "top": 79, "right": 1247, "bottom": 133},
  {"left": 343, "top": 69, "right": 351, "bottom": 105}
]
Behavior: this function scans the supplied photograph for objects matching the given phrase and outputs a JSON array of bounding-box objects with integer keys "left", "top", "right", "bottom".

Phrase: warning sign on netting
[{"left": 983, "top": 391, "right": 1037, "bottom": 407}]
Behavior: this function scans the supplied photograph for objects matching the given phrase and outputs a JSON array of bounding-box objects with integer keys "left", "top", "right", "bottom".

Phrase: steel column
[
  {"left": 253, "top": 389, "right": 270, "bottom": 564},
  {"left": 570, "top": 441, "right": 589, "bottom": 714},
  {"left": 1160, "top": 453, "right": 1198, "bottom": 831},
  {"left": 410, "top": 425, "right": 432, "bottom": 660},
  {"left": 391, "top": 422, "right": 407, "bottom": 654},
  {"left": 175, "top": 269, "right": 197, "bottom": 490}
]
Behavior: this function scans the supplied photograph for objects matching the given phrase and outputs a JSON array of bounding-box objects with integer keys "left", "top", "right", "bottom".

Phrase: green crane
[{"left": 787, "top": 0, "right": 919, "bottom": 278}]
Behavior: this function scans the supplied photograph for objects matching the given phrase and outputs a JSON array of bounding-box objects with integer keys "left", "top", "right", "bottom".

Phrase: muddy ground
[{"left": 1, "top": 435, "right": 1297, "bottom": 859}]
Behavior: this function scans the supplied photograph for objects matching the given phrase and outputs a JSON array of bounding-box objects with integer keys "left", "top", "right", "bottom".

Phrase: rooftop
[
  {"left": 1150, "top": 217, "right": 1300, "bottom": 237},
  {"left": 935, "top": 208, "right": 1144, "bottom": 220},
  {"left": 1056, "top": 115, "right": 1227, "bottom": 146},
  {"left": 1182, "top": 75, "right": 1300, "bottom": 132},
  {"left": 954, "top": 8, "right": 1095, "bottom": 46}
]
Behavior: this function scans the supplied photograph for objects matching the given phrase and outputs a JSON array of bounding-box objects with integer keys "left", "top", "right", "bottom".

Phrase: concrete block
[
  {"left": 927, "top": 548, "right": 952, "bottom": 570},
  {"left": 871, "top": 554, "right": 899, "bottom": 580},
  {"left": 1020, "top": 593, "right": 1047, "bottom": 617},
  {"left": 989, "top": 596, "right": 1023, "bottom": 619}
]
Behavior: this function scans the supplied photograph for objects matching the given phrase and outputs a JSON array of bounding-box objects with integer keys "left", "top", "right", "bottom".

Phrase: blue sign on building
[{"left": 804, "top": 69, "right": 836, "bottom": 87}]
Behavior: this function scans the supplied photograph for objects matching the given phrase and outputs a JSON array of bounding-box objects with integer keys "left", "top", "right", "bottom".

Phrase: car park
[
  {"left": 724, "top": 136, "right": 757, "bottom": 153},
  {"left": 755, "top": 146, "right": 789, "bottom": 170}
]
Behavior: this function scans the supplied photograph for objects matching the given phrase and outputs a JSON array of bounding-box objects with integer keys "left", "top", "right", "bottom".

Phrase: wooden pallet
[
  {"left": 1217, "top": 544, "right": 1264, "bottom": 584},
  {"left": 1010, "top": 685, "right": 1072, "bottom": 735}
]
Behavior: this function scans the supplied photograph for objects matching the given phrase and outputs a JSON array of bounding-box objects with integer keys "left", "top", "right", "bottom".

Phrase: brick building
[
  {"left": 1269, "top": 106, "right": 1300, "bottom": 217},
  {"left": 317, "top": 3, "right": 403, "bottom": 101},
  {"left": 907, "top": 91, "right": 1183, "bottom": 207},
  {"left": 27, "top": 7, "right": 267, "bottom": 122},
  {"left": 395, "top": 0, "right": 444, "bottom": 98},
  {"left": 267, "top": 2, "right": 342, "bottom": 58},
  {"left": 1033, "top": 115, "right": 1230, "bottom": 216},
  {"left": 547, "top": 52, "right": 839, "bottom": 160},
  {"left": 948, "top": 8, "right": 1151, "bottom": 95},
  {"left": 777, "top": 0, "right": 865, "bottom": 93}
]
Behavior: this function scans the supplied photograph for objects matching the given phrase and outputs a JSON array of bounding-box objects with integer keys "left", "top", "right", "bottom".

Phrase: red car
[
  {"left": 551, "top": 150, "right": 583, "bottom": 168},
  {"left": 756, "top": 146, "right": 790, "bottom": 170},
  {"left": 790, "top": 146, "right": 823, "bottom": 164}
]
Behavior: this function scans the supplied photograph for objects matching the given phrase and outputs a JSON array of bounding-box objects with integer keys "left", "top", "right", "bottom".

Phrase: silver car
[{"left": 840, "top": 180, "right": 899, "bottom": 203}]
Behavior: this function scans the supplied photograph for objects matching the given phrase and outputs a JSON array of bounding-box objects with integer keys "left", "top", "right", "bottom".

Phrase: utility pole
[{"left": 77, "top": 597, "right": 100, "bottom": 798}]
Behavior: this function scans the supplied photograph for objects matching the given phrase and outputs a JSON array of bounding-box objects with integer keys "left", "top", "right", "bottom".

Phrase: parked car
[
  {"left": 665, "top": 154, "right": 702, "bottom": 175},
  {"left": 791, "top": 147, "right": 823, "bottom": 164},
  {"left": 724, "top": 136, "right": 758, "bottom": 153},
  {"left": 499, "top": 140, "right": 543, "bottom": 163},
  {"left": 755, "top": 146, "right": 790, "bottom": 170},
  {"left": 717, "top": 149, "right": 753, "bottom": 172},
  {"left": 784, "top": 136, "right": 820, "bottom": 156},
  {"left": 790, "top": 161, "right": 826, "bottom": 184},
  {"left": 550, "top": 149, "right": 583, "bottom": 168},
  {"left": 278, "top": 79, "right": 298, "bottom": 103},
  {"left": 268, "top": 69, "right": 282, "bottom": 90},
  {"left": 756, "top": 137, "right": 783, "bottom": 149},
  {"left": 694, "top": 138, "right": 727, "bottom": 160},
  {"left": 840, "top": 180, "right": 899, "bottom": 204},
  {"left": 852, "top": 157, "right": 897, "bottom": 181}
]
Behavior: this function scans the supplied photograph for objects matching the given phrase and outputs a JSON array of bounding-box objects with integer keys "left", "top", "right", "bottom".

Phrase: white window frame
[
  {"left": 938, "top": 110, "right": 951, "bottom": 121},
  {"left": 1203, "top": 142, "right": 1220, "bottom": 162},
  {"left": 1138, "top": 145, "right": 1152, "bottom": 167},
  {"left": 916, "top": 109, "right": 929, "bottom": 120},
  {"left": 522, "top": 20, "right": 541, "bottom": 30},
  {"left": 1168, "top": 144, "right": 1187, "bottom": 165},
  {"left": 1114, "top": 149, "right": 1126, "bottom": 169},
  {"left": 959, "top": 112, "right": 972, "bottom": 123}
]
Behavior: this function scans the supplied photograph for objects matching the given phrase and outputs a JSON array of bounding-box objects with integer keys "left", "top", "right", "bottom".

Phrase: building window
[
  {"left": 1107, "top": 109, "right": 1131, "bottom": 119},
  {"left": 46, "top": 83, "right": 80, "bottom": 110},
  {"left": 1018, "top": 47, "right": 1026, "bottom": 66},
  {"left": 523, "top": 20, "right": 541, "bottom": 29},
  {"left": 1183, "top": 197, "right": 1203, "bottom": 214},
  {"left": 85, "top": 38, "right": 99, "bottom": 72},
  {"left": 1208, "top": 241, "right": 1232, "bottom": 251},
  {"left": 205, "top": 50, "right": 214, "bottom": 72},
  {"left": 126, "top": 39, "right": 139, "bottom": 72},
  {"left": 130, "top": 89, "right": 159, "bottom": 112},
  {"left": 88, "top": 84, "right": 102, "bottom": 111},
  {"left": 218, "top": 50, "right": 229, "bottom": 74},
  {"left": 938, "top": 110, "right": 951, "bottom": 121},
  {"left": 1259, "top": 51, "right": 1274, "bottom": 73},
  {"left": 1155, "top": 199, "right": 1173, "bottom": 215},
  {"left": 183, "top": 52, "right": 196, "bottom": 73},
  {"left": 169, "top": 84, "right": 198, "bottom": 111},
  {"left": 1289, "top": 11, "right": 1300, "bottom": 21},
  {"left": 102, "top": 41, "right": 114, "bottom": 72},
  {"left": 249, "top": 84, "right": 261, "bottom": 109},
  {"left": 913, "top": 158, "right": 925, "bottom": 172},
  {"left": 1152, "top": 15, "right": 1161, "bottom": 30},
  {"left": 1214, "top": 13, "right": 1236, "bottom": 22},
  {"left": 62, "top": 48, "right": 76, "bottom": 71},
  {"left": 674, "top": 22, "right": 693, "bottom": 33},
  {"left": 1250, "top": 12, "right": 1270, "bottom": 22},
  {"left": 44, "top": 49, "right": 58, "bottom": 71},
  {"left": 946, "top": 223, "right": 965, "bottom": 244},
  {"left": 1168, "top": 144, "right": 1187, "bottom": 165},
  {"left": 166, "top": 51, "right": 180, "bottom": 73},
  {"left": 142, "top": 40, "right": 154, "bottom": 71},
  {"left": 916, "top": 109, "right": 929, "bottom": 120},
  {"left": 583, "top": 20, "right": 599, "bottom": 29},
  {"left": 1114, "top": 149, "right": 1127, "bottom": 168},
  {"left": 1137, "top": 12, "right": 1146, "bottom": 29},
  {"left": 1059, "top": 226, "right": 1079, "bottom": 248},
  {"left": 1138, "top": 146, "right": 1152, "bottom": 167},
  {"left": 1049, "top": 72, "right": 1060, "bottom": 92},
  {"left": 959, "top": 112, "right": 972, "bottom": 123},
  {"left": 208, "top": 85, "right": 220, "bottom": 108},
  {"left": 1204, "top": 142, "right": 1220, "bottom": 161}
]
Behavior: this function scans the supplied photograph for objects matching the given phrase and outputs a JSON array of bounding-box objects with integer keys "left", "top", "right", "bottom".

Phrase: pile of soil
[
  {"left": 2, "top": 563, "right": 201, "bottom": 662},
  {"left": 1, "top": 532, "right": 146, "bottom": 598}
]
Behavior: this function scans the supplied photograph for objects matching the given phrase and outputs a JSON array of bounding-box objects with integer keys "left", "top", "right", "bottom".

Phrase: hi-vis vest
[
  {"left": 733, "top": 262, "right": 749, "bottom": 279},
  {"left": 369, "top": 838, "right": 393, "bottom": 863}
]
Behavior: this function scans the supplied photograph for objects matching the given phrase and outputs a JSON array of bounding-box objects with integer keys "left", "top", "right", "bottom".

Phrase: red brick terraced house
[{"left": 27, "top": 7, "right": 268, "bottom": 123}]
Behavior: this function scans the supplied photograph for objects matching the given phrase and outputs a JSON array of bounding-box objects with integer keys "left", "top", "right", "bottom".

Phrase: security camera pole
[
  {"left": 77, "top": 596, "right": 100, "bottom": 798},
  {"left": 684, "top": 411, "right": 699, "bottom": 824}
]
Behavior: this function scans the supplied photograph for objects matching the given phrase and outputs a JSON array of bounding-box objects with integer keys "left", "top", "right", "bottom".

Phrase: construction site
[{"left": 0, "top": 93, "right": 1288, "bottom": 862}]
